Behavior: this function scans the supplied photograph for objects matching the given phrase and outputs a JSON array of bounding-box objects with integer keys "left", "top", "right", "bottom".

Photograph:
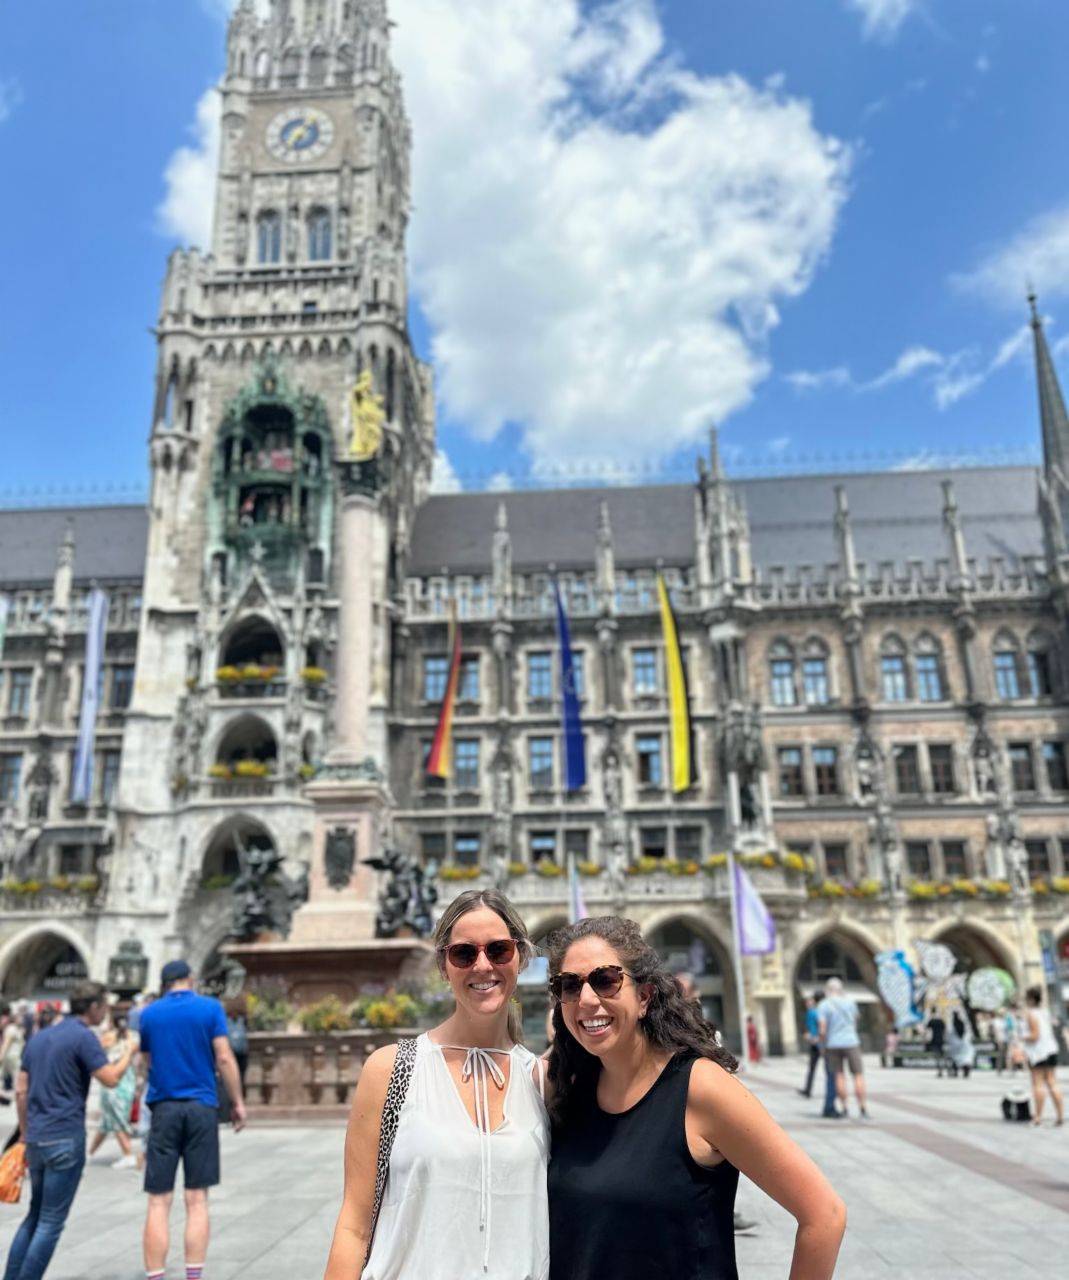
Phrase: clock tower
[{"left": 115, "top": 0, "right": 434, "bottom": 951}]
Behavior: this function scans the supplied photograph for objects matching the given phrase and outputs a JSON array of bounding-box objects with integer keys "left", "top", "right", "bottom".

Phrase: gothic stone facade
[{"left": 1, "top": 0, "right": 1068, "bottom": 1052}]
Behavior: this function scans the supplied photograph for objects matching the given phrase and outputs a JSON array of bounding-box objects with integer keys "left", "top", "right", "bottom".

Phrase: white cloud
[
  {"left": 392, "top": 0, "right": 850, "bottom": 472},
  {"left": 784, "top": 328, "right": 1029, "bottom": 409},
  {"left": 865, "top": 345, "right": 943, "bottom": 390},
  {"left": 487, "top": 472, "right": 514, "bottom": 493},
  {"left": 956, "top": 204, "right": 1069, "bottom": 307},
  {"left": 784, "top": 367, "right": 852, "bottom": 393},
  {"left": 0, "top": 78, "right": 23, "bottom": 125},
  {"left": 843, "top": 0, "right": 918, "bottom": 40},
  {"left": 157, "top": 88, "right": 220, "bottom": 247},
  {"left": 430, "top": 450, "right": 462, "bottom": 495}
]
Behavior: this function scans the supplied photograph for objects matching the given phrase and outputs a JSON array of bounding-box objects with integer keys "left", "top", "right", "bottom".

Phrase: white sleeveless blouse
[{"left": 361, "top": 1034, "right": 549, "bottom": 1280}]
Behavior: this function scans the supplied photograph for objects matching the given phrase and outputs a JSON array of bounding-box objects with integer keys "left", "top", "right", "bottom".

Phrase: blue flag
[{"left": 555, "top": 583, "right": 587, "bottom": 791}]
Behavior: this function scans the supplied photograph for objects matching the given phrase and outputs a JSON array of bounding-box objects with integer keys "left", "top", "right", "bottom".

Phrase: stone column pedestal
[{"left": 287, "top": 771, "right": 388, "bottom": 944}]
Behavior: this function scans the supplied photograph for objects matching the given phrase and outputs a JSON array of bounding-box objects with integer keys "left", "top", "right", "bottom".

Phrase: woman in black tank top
[{"left": 547, "top": 917, "right": 846, "bottom": 1280}]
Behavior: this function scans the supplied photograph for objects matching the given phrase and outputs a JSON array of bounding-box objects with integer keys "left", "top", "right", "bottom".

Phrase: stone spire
[
  {"left": 1030, "top": 292, "right": 1069, "bottom": 487},
  {"left": 595, "top": 500, "right": 616, "bottom": 609},
  {"left": 492, "top": 502, "right": 512, "bottom": 616}
]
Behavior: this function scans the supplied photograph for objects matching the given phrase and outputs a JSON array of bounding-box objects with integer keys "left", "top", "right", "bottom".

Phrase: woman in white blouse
[{"left": 323, "top": 889, "right": 549, "bottom": 1280}]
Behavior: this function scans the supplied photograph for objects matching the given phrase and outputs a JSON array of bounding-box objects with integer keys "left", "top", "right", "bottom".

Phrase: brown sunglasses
[
  {"left": 441, "top": 939, "right": 518, "bottom": 969},
  {"left": 549, "top": 964, "right": 630, "bottom": 1003}
]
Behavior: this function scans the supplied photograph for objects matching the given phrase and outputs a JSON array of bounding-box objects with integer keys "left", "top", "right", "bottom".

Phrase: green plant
[
  {"left": 740, "top": 851, "right": 778, "bottom": 869},
  {"left": 536, "top": 861, "right": 564, "bottom": 878},
  {"left": 577, "top": 861, "right": 602, "bottom": 877},
  {"left": 234, "top": 760, "right": 270, "bottom": 779},
  {"left": 246, "top": 988, "right": 295, "bottom": 1032},
  {"left": 951, "top": 878, "right": 979, "bottom": 897},
  {"left": 982, "top": 879, "right": 1011, "bottom": 897},
  {"left": 297, "top": 995, "right": 351, "bottom": 1033},
  {"left": 298, "top": 763, "right": 316, "bottom": 780},
  {"left": 215, "top": 666, "right": 241, "bottom": 683},
  {"left": 703, "top": 854, "right": 728, "bottom": 871},
  {"left": 783, "top": 851, "right": 809, "bottom": 873},
  {"left": 302, "top": 666, "right": 328, "bottom": 684},
  {"left": 208, "top": 763, "right": 232, "bottom": 780},
  {"left": 440, "top": 865, "right": 481, "bottom": 881},
  {"left": 818, "top": 880, "right": 847, "bottom": 898},
  {"left": 48, "top": 876, "right": 72, "bottom": 893},
  {"left": 75, "top": 875, "right": 99, "bottom": 894},
  {"left": 1052, "top": 876, "right": 1069, "bottom": 894},
  {"left": 857, "top": 879, "right": 882, "bottom": 897},
  {"left": 508, "top": 862, "right": 529, "bottom": 878},
  {"left": 201, "top": 874, "right": 237, "bottom": 891},
  {"left": 908, "top": 881, "right": 938, "bottom": 899}
]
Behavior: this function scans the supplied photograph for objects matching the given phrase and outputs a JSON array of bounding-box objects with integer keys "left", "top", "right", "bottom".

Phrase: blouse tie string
[{"left": 441, "top": 1045, "right": 511, "bottom": 1273}]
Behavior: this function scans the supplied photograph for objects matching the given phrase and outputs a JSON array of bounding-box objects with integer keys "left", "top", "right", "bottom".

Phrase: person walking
[
  {"left": 0, "top": 1006, "right": 24, "bottom": 1094},
  {"left": 1021, "top": 986, "right": 1063, "bottom": 1126},
  {"left": 798, "top": 993, "right": 822, "bottom": 1098},
  {"left": 88, "top": 1013, "right": 139, "bottom": 1168},
  {"left": 3, "top": 981, "right": 134, "bottom": 1280},
  {"left": 138, "top": 960, "right": 246, "bottom": 1280},
  {"left": 745, "top": 1015, "right": 761, "bottom": 1065},
  {"left": 947, "top": 1010, "right": 975, "bottom": 1080},
  {"left": 324, "top": 889, "right": 550, "bottom": 1280},
  {"left": 818, "top": 977, "right": 869, "bottom": 1120}
]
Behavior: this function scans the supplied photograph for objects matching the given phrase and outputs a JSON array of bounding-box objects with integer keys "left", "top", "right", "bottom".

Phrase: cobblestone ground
[{"left": 0, "top": 1054, "right": 1065, "bottom": 1278}]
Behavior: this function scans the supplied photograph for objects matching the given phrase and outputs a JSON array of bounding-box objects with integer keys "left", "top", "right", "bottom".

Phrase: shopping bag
[{"left": 0, "top": 1142, "right": 27, "bottom": 1204}]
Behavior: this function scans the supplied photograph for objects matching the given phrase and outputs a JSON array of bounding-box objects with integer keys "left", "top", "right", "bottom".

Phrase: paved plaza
[{"left": 0, "top": 1055, "right": 1065, "bottom": 1279}]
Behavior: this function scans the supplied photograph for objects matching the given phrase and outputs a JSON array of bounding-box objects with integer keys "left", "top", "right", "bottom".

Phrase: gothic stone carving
[{"left": 325, "top": 826, "right": 356, "bottom": 891}]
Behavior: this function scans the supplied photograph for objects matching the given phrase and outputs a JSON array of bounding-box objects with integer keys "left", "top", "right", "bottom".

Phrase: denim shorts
[{"left": 143, "top": 1100, "right": 220, "bottom": 1194}]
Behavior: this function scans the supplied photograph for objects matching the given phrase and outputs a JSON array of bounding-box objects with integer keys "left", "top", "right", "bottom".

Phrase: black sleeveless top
[{"left": 549, "top": 1053, "right": 739, "bottom": 1280}]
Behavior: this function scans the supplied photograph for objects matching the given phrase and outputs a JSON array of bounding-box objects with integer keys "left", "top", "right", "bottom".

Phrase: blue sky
[{"left": 2, "top": 0, "right": 1068, "bottom": 502}]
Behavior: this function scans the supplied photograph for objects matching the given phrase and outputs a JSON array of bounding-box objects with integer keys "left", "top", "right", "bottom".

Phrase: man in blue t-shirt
[
  {"left": 138, "top": 960, "right": 245, "bottom": 1280},
  {"left": 4, "top": 981, "right": 134, "bottom": 1280}
]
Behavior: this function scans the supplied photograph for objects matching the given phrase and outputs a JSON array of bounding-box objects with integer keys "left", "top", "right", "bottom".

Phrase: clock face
[{"left": 265, "top": 108, "right": 335, "bottom": 163}]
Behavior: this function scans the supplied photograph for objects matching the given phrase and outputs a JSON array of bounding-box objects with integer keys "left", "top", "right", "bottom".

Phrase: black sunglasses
[
  {"left": 550, "top": 965, "right": 630, "bottom": 1004},
  {"left": 442, "top": 939, "right": 518, "bottom": 969}
]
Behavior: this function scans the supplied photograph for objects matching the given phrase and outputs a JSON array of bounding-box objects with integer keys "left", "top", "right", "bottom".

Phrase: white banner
[
  {"left": 0, "top": 594, "right": 10, "bottom": 661},
  {"left": 71, "top": 588, "right": 109, "bottom": 804},
  {"left": 734, "top": 858, "right": 777, "bottom": 956}
]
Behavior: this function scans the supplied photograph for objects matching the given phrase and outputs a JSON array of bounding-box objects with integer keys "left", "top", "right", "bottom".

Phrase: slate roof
[
  {"left": 408, "top": 466, "right": 1045, "bottom": 578},
  {"left": 0, "top": 506, "right": 149, "bottom": 587}
]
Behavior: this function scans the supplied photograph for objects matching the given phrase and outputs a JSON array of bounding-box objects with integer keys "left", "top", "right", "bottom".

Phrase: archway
[
  {"left": 647, "top": 916, "right": 738, "bottom": 1049},
  {"left": 0, "top": 928, "right": 90, "bottom": 1002},
  {"left": 925, "top": 921, "right": 1017, "bottom": 980},
  {"left": 794, "top": 927, "right": 880, "bottom": 1051},
  {"left": 219, "top": 616, "right": 285, "bottom": 672},
  {"left": 199, "top": 814, "right": 277, "bottom": 887},
  {"left": 213, "top": 714, "right": 279, "bottom": 773}
]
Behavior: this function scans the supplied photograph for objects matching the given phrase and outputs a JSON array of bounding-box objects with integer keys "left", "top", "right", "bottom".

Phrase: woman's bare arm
[
  {"left": 689, "top": 1059, "right": 846, "bottom": 1280},
  {"left": 323, "top": 1044, "right": 397, "bottom": 1280}
]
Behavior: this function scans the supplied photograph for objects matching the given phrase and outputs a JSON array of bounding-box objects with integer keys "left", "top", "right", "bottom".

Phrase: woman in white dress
[{"left": 323, "top": 889, "right": 549, "bottom": 1280}]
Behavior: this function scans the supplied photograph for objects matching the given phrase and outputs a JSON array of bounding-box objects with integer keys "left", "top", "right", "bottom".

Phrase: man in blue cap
[{"left": 138, "top": 960, "right": 245, "bottom": 1280}]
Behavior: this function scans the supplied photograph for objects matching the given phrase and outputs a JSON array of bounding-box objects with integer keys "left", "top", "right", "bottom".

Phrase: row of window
[
  {"left": 423, "top": 732, "right": 672, "bottom": 792},
  {"left": 776, "top": 740, "right": 1069, "bottom": 799},
  {"left": 769, "top": 645, "right": 1052, "bottom": 707},
  {"left": 256, "top": 210, "right": 333, "bottom": 265},
  {"left": 420, "top": 641, "right": 1056, "bottom": 711},
  {"left": 0, "top": 750, "right": 122, "bottom": 809},
  {"left": 420, "top": 825, "right": 706, "bottom": 868},
  {"left": 0, "top": 666, "right": 134, "bottom": 720}
]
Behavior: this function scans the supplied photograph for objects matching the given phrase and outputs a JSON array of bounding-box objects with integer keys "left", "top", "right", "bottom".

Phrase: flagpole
[{"left": 727, "top": 846, "right": 749, "bottom": 1068}]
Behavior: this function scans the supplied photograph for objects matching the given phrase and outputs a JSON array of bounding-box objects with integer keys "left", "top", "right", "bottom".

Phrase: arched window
[
  {"left": 254, "top": 49, "right": 270, "bottom": 88},
  {"left": 385, "top": 348, "right": 396, "bottom": 421},
  {"left": 336, "top": 45, "right": 354, "bottom": 86},
  {"left": 1026, "top": 628, "right": 1055, "bottom": 698},
  {"left": 307, "top": 208, "right": 332, "bottom": 261},
  {"left": 257, "top": 211, "right": 281, "bottom": 264},
  {"left": 879, "top": 634, "right": 909, "bottom": 703},
  {"left": 308, "top": 48, "right": 328, "bottom": 87},
  {"left": 801, "top": 638, "right": 830, "bottom": 707},
  {"left": 768, "top": 640, "right": 796, "bottom": 708},
  {"left": 913, "top": 633, "right": 945, "bottom": 702},
  {"left": 280, "top": 48, "right": 301, "bottom": 88},
  {"left": 992, "top": 630, "right": 1022, "bottom": 701}
]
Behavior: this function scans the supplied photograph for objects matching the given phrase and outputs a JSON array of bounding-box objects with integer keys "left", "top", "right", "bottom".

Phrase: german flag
[
  {"left": 656, "top": 573, "right": 695, "bottom": 793},
  {"left": 426, "top": 603, "right": 461, "bottom": 779}
]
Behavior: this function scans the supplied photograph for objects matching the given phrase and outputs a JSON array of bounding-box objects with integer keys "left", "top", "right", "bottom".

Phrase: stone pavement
[{"left": 0, "top": 1054, "right": 1065, "bottom": 1278}]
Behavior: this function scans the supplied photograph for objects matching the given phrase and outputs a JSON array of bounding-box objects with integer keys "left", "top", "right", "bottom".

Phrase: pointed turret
[{"left": 1030, "top": 293, "right": 1069, "bottom": 486}]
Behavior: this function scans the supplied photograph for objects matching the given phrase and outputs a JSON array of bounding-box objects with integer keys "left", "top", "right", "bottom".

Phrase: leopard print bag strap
[{"left": 364, "top": 1037, "right": 418, "bottom": 1269}]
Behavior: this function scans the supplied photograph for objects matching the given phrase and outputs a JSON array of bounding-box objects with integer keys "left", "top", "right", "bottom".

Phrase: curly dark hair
[{"left": 546, "top": 916, "right": 738, "bottom": 1123}]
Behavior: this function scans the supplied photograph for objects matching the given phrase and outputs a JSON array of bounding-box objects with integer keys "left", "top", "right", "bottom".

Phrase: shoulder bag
[{"left": 363, "top": 1037, "right": 418, "bottom": 1269}]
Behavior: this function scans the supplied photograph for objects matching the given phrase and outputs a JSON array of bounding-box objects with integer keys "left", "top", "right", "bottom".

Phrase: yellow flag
[{"left": 657, "top": 574, "right": 693, "bottom": 793}]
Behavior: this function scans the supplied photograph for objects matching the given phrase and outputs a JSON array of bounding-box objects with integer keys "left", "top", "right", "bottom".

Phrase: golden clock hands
[{"left": 288, "top": 118, "right": 314, "bottom": 146}]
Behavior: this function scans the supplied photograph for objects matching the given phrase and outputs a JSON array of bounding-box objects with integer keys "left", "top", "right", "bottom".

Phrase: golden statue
[{"left": 349, "top": 370, "right": 385, "bottom": 461}]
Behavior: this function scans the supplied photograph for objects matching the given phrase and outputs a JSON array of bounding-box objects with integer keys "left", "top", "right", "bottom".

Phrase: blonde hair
[{"left": 433, "top": 889, "right": 535, "bottom": 1044}]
